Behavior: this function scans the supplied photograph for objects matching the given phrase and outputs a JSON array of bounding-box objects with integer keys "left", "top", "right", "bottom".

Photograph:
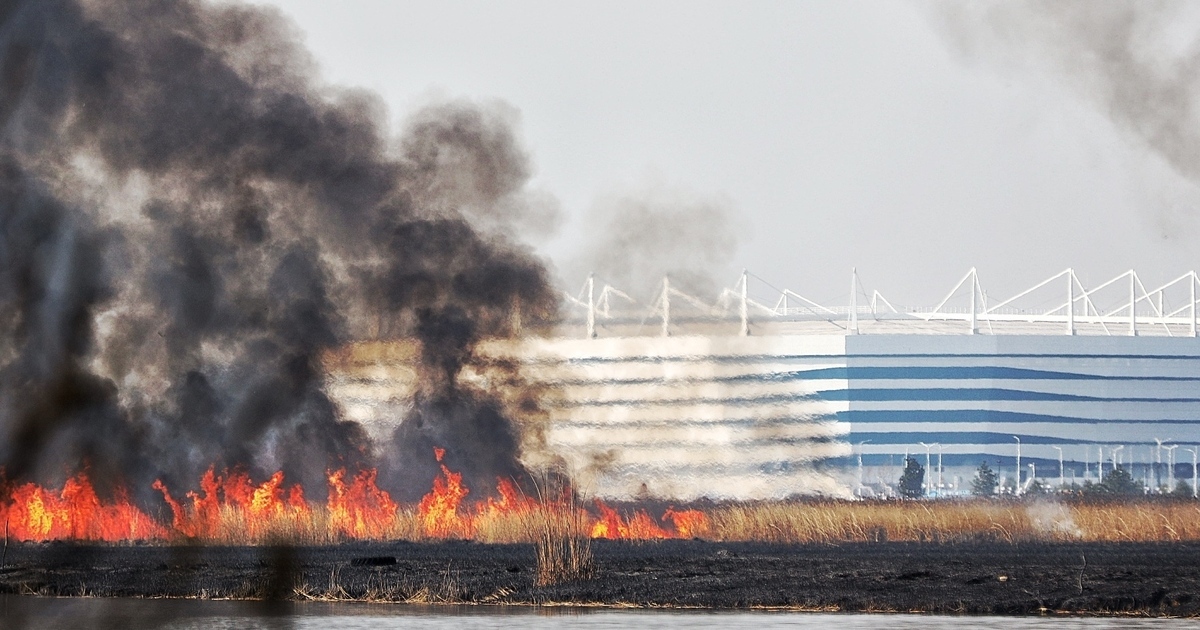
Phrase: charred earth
[{"left": 1, "top": 540, "right": 1199, "bottom": 616}]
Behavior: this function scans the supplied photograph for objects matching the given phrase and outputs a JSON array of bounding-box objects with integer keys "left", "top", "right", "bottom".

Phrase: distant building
[{"left": 330, "top": 269, "right": 1200, "bottom": 499}]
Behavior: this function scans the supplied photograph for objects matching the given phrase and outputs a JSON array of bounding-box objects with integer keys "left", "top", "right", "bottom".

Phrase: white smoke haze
[
  {"left": 565, "top": 181, "right": 742, "bottom": 300},
  {"left": 1024, "top": 500, "right": 1083, "bottom": 539}
]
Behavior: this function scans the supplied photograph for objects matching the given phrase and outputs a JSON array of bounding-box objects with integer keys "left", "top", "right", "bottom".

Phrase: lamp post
[
  {"left": 1155, "top": 438, "right": 1172, "bottom": 491},
  {"left": 1112, "top": 445, "right": 1124, "bottom": 478},
  {"left": 918, "top": 442, "right": 934, "bottom": 495},
  {"left": 1051, "top": 445, "right": 1064, "bottom": 490},
  {"left": 1166, "top": 445, "right": 1179, "bottom": 490},
  {"left": 1028, "top": 463, "right": 1036, "bottom": 493},
  {"left": 1186, "top": 447, "right": 1199, "bottom": 499},
  {"left": 857, "top": 440, "right": 871, "bottom": 497},
  {"left": 1012, "top": 436, "right": 1022, "bottom": 496},
  {"left": 934, "top": 444, "right": 948, "bottom": 497}
]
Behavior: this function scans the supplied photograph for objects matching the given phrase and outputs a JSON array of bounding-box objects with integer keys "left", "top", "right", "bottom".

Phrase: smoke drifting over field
[
  {"left": 931, "top": 1, "right": 1200, "bottom": 192},
  {"left": 0, "top": 0, "right": 557, "bottom": 502}
]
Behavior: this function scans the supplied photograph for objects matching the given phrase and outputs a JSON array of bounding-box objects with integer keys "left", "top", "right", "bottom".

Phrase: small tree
[
  {"left": 1171, "top": 480, "right": 1194, "bottom": 498},
  {"left": 971, "top": 462, "right": 999, "bottom": 497},
  {"left": 1087, "top": 465, "right": 1142, "bottom": 496},
  {"left": 898, "top": 457, "right": 925, "bottom": 499}
]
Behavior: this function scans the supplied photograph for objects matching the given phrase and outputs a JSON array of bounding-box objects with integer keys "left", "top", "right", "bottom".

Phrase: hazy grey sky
[{"left": 252, "top": 0, "right": 1200, "bottom": 308}]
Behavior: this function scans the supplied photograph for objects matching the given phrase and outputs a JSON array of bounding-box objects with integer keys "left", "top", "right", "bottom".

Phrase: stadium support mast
[
  {"left": 961, "top": 267, "right": 980, "bottom": 335},
  {"left": 1067, "top": 269, "right": 1075, "bottom": 336},
  {"left": 661, "top": 275, "right": 670, "bottom": 337},
  {"left": 740, "top": 269, "right": 749, "bottom": 336},
  {"left": 586, "top": 273, "right": 596, "bottom": 339},
  {"left": 1130, "top": 271, "right": 1137, "bottom": 337},
  {"left": 849, "top": 268, "right": 859, "bottom": 335}
]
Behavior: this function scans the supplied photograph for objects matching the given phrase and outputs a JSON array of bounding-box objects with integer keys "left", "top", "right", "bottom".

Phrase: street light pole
[
  {"left": 918, "top": 442, "right": 933, "bottom": 496},
  {"left": 1084, "top": 446, "right": 1090, "bottom": 483},
  {"left": 1155, "top": 438, "right": 1172, "bottom": 491},
  {"left": 1012, "top": 436, "right": 1021, "bottom": 496},
  {"left": 935, "top": 444, "right": 947, "bottom": 497},
  {"left": 1186, "top": 447, "right": 1199, "bottom": 499},
  {"left": 857, "top": 440, "right": 871, "bottom": 497},
  {"left": 1051, "top": 445, "right": 1064, "bottom": 490},
  {"left": 1166, "top": 445, "right": 1179, "bottom": 490}
]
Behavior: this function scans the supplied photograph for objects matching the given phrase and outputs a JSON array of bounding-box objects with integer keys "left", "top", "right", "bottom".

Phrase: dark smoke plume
[
  {"left": 0, "top": 0, "right": 557, "bottom": 502},
  {"left": 930, "top": 1, "right": 1200, "bottom": 191}
]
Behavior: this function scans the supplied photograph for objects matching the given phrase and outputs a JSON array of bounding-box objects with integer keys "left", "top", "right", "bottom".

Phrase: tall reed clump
[{"left": 530, "top": 475, "right": 594, "bottom": 586}]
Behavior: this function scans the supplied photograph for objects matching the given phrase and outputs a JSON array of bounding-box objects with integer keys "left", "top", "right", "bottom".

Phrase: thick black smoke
[{"left": 0, "top": 0, "right": 556, "bottom": 502}]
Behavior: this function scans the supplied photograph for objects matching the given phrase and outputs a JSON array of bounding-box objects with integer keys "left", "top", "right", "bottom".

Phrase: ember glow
[{"left": 0, "top": 449, "right": 707, "bottom": 543}]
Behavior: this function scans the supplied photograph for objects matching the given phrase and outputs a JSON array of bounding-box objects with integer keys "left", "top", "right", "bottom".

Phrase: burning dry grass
[
  {"left": 190, "top": 506, "right": 423, "bottom": 546},
  {"left": 143, "top": 497, "right": 1200, "bottom": 547},
  {"left": 9, "top": 463, "right": 1200, "bottom": 547}
]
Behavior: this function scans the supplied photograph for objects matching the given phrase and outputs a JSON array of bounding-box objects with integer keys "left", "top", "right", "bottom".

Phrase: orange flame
[
  {"left": 327, "top": 468, "right": 397, "bottom": 539},
  {"left": 479, "top": 478, "right": 538, "bottom": 518},
  {"left": 0, "top": 454, "right": 711, "bottom": 543},
  {"left": 418, "top": 448, "right": 472, "bottom": 538},
  {"left": 588, "top": 500, "right": 705, "bottom": 540},
  {"left": 663, "top": 507, "right": 709, "bottom": 538},
  {"left": 2, "top": 473, "right": 163, "bottom": 542}
]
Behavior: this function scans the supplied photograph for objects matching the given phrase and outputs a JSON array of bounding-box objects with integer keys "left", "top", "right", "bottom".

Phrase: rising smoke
[
  {"left": 929, "top": 1, "right": 1200, "bottom": 191},
  {"left": 0, "top": 0, "right": 557, "bottom": 503},
  {"left": 567, "top": 183, "right": 741, "bottom": 299}
]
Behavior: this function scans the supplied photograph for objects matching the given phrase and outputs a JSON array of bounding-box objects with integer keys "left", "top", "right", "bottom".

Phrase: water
[{"left": 0, "top": 597, "right": 1193, "bottom": 630}]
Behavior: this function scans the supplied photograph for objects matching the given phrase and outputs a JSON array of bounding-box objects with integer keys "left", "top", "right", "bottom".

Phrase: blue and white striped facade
[
  {"left": 328, "top": 329, "right": 1200, "bottom": 499},
  {"left": 840, "top": 334, "right": 1200, "bottom": 492},
  {"left": 517, "top": 332, "right": 1200, "bottom": 498}
]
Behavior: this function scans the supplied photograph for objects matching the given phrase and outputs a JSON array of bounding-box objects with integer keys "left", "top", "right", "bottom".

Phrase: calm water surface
[{"left": 0, "top": 597, "right": 1193, "bottom": 629}]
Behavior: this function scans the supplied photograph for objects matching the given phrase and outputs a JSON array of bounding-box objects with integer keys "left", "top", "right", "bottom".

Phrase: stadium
[{"left": 329, "top": 268, "right": 1200, "bottom": 500}]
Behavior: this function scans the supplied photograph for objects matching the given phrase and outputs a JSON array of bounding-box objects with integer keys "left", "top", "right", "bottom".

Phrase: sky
[{"left": 251, "top": 0, "right": 1200, "bottom": 310}]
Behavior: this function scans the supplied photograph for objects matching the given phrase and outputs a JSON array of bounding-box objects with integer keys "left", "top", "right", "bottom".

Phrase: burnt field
[{"left": 0, "top": 540, "right": 1198, "bottom": 615}]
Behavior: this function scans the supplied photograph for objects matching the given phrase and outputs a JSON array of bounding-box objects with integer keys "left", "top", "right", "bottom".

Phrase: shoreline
[{"left": 1, "top": 540, "right": 1198, "bottom": 616}]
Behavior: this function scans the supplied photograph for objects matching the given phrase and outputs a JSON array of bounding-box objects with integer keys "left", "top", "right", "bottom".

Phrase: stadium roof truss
[{"left": 562, "top": 269, "right": 1200, "bottom": 338}]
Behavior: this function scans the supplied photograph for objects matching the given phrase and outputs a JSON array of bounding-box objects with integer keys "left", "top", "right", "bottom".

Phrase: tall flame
[
  {"left": 417, "top": 448, "right": 472, "bottom": 539},
  {"left": 3, "top": 473, "right": 164, "bottom": 542},
  {"left": 328, "top": 468, "right": 397, "bottom": 539},
  {"left": 0, "top": 451, "right": 706, "bottom": 543}
]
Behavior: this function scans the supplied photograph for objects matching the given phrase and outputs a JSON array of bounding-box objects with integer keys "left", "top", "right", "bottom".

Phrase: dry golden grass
[
  {"left": 472, "top": 507, "right": 547, "bottom": 544},
  {"left": 169, "top": 506, "right": 424, "bottom": 545},
  {"left": 157, "top": 498, "right": 1200, "bottom": 546},
  {"left": 1071, "top": 502, "right": 1200, "bottom": 542},
  {"left": 707, "top": 500, "right": 1031, "bottom": 544},
  {"left": 705, "top": 499, "right": 1200, "bottom": 544}
]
